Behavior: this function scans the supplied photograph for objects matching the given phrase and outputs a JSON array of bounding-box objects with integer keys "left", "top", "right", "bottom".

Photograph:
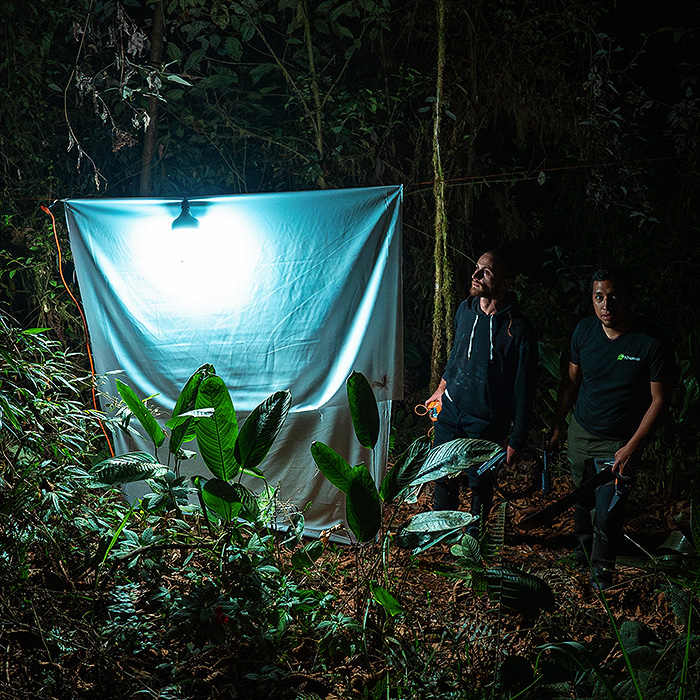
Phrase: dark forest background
[
  {"left": 2, "top": 0, "right": 699, "bottom": 495},
  {"left": 2, "top": 2, "right": 700, "bottom": 699}
]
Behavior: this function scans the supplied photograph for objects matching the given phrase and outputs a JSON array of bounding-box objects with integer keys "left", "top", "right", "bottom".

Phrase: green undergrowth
[{"left": 1, "top": 313, "right": 700, "bottom": 699}]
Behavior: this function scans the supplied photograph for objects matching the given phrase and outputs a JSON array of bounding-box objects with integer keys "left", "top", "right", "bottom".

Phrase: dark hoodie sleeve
[{"left": 508, "top": 330, "right": 538, "bottom": 450}]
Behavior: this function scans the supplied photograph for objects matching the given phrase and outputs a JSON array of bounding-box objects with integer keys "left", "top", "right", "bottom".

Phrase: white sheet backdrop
[{"left": 65, "top": 186, "right": 403, "bottom": 538}]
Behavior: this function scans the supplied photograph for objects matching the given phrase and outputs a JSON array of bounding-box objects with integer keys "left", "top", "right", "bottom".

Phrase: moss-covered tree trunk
[{"left": 430, "top": 0, "right": 455, "bottom": 388}]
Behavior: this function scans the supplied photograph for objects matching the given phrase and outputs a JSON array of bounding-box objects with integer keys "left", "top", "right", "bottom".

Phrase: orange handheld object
[
  {"left": 427, "top": 400, "right": 442, "bottom": 421},
  {"left": 415, "top": 401, "right": 442, "bottom": 422}
]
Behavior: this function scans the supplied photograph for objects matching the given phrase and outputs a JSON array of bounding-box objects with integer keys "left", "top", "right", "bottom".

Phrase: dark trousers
[
  {"left": 567, "top": 416, "right": 631, "bottom": 584},
  {"left": 432, "top": 394, "right": 503, "bottom": 526}
]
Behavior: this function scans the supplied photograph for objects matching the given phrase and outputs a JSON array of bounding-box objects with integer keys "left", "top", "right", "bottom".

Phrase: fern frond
[{"left": 90, "top": 452, "right": 170, "bottom": 485}]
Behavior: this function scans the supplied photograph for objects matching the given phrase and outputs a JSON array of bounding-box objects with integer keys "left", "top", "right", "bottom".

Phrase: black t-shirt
[{"left": 571, "top": 316, "right": 675, "bottom": 441}]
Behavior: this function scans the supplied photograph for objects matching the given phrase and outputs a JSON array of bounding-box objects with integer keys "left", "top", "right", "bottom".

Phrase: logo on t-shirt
[{"left": 617, "top": 353, "right": 641, "bottom": 362}]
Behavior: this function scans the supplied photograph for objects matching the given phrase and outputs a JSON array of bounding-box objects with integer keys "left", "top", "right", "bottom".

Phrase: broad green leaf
[
  {"left": 240, "top": 465, "right": 266, "bottom": 479},
  {"left": 395, "top": 510, "right": 476, "bottom": 555},
  {"left": 201, "top": 480, "right": 242, "bottom": 522},
  {"left": 291, "top": 540, "right": 324, "bottom": 569},
  {"left": 450, "top": 533, "right": 482, "bottom": 567},
  {"left": 310, "top": 441, "right": 353, "bottom": 493},
  {"left": 90, "top": 452, "right": 170, "bottom": 485},
  {"left": 195, "top": 376, "right": 239, "bottom": 481},
  {"left": 402, "top": 510, "right": 477, "bottom": 533},
  {"left": 654, "top": 530, "right": 696, "bottom": 556},
  {"left": 167, "top": 74, "right": 194, "bottom": 86},
  {"left": 379, "top": 435, "right": 432, "bottom": 502},
  {"left": 116, "top": 379, "right": 166, "bottom": 449},
  {"left": 100, "top": 501, "right": 137, "bottom": 566},
  {"left": 370, "top": 582, "right": 404, "bottom": 617},
  {"left": 346, "top": 463, "right": 381, "bottom": 542},
  {"left": 395, "top": 527, "right": 464, "bottom": 556},
  {"left": 200, "top": 478, "right": 259, "bottom": 522},
  {"left": 346, "top": 371, "right": 379, "bottom": 449},
  {"left": 234, "top": 390, "right": 291, "bottom": 470},
  {"left": 183, "top": 49, "right": 207, "bottom": 73},
  {"left": 410, "top": 438, "right": 505, "bottom": 487},
  {"left": 169, "top": 364, "right": 215, "bottom": 454},
  {"left": 166, "top": 408, "right": 215, "bottom": 429},
  {"left": 0, "top": 393, "right": 23, "bottom": 431}
]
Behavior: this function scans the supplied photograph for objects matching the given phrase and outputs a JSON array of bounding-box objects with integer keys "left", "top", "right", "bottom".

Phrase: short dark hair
[
  {"left": 483, "top": 248, "right": 518, "bottom": 281},
  {"left": 590, "top": 265, "right": 633, "bottom": 296}
]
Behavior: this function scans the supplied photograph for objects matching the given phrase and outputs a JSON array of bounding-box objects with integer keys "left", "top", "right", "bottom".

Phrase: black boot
[
  {"left": 573, "top": 504, "right": 593, "bottom": 567},
  {"left": 433, "top": 476, "right": 460, "bottom": 511}
]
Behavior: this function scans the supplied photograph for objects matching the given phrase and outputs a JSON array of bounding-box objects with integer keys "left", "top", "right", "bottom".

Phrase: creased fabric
[{"left": 65, "top": 186, "right": 403, "bottom": 539}]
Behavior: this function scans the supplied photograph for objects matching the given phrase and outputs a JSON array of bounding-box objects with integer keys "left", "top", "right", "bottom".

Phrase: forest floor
[
  {"left": 3, "top": 461, "right": 694, "bottom": 700},
  {"left": 284, "top": 467, "right": 693, "bottom": 698}
]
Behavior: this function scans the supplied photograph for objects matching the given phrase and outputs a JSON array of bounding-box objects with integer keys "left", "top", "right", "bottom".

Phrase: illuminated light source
[
  {"left": 171, "top": 197, "right": 199, "bottom": 229},
  {"left": 135, "top": 208, "right": 264, "bottom": 314}
]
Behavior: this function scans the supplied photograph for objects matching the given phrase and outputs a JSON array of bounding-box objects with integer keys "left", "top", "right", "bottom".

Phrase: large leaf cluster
[
  {"left": 95, "top": 363, "right": 292, "bottom": 528},
  {"left": 311, "top": 371, "right": 431, "bottom": 542},
  {"left": 0, "top": 313, "right": 103, "bottom": 475}
]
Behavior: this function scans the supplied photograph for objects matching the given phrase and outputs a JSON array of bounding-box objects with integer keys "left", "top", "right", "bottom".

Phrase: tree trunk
[
  {"left": 139, "top": 0, "right": 165, "bottom": 197},
  {"left": 302, "top": 0, "right": 326, "bottom": 188},
  {"left": 430, "top": 0, "right": 454, "bottom": 388}
]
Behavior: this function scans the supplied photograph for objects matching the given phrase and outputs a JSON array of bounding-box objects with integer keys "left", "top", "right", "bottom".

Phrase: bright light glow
[{"left": 130, "top": 206, "right": 264, "bottom": 314}]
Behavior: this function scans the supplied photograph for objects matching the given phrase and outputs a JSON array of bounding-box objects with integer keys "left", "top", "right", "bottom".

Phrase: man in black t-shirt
[{"left": 549, "top": 266, "right": 675, "bottom": 591}]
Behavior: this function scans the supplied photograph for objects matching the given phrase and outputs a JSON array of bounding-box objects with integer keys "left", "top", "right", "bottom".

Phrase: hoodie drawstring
[
  {"left": 467, "top": 313, "right": 496, "bottom": 361},
  {"left": 466, "top": 315, "right": 479, "bottom": 361}
]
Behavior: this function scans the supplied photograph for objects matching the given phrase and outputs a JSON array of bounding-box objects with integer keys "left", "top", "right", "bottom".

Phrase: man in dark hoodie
[{"left": 425, "top": 249, "right": 538, "bottom": 527}]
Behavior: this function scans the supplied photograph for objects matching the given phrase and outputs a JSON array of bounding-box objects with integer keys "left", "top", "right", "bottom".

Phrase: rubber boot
[
  {"left": 433, "top": 476, "right": 460, "bottom": 511},
  {"left": 573, "top": 504, "right": 593, "bottom": 567}
]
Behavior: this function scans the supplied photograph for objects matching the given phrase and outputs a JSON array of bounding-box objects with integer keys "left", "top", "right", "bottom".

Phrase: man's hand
[
  {"left": 424, "top": 378, "right": 447, "bottom": 409},
  {"left": 506, "top": 444, "right": 520, "bottom": 465},
  {"left": 613, "top": 441, "right": 641, "bottom": 477},
  {"left": 547, "top": 425, "right": 566, "bottom": 454},
  {"left": 612, "top": 380, "right": 670, "bottom": 477}
]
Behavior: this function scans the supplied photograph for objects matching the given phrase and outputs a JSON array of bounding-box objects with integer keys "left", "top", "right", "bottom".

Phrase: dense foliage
[
  {"left": 1, "top": 318, "right": 700, "bottom": 698},
  {"left": 2, "top": 0, "right": 699, "bottom": 360}
]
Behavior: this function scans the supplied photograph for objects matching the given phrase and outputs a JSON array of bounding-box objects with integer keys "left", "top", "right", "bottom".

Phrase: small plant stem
[
  {"left": 29, "top": 598, "right": 54, "bottom": 663},
  {"left": 596, "top": 586, "right": 645, "bottom": 700},
  {"left": 678, "top": 601, "right": 693, "bottom": 700}
]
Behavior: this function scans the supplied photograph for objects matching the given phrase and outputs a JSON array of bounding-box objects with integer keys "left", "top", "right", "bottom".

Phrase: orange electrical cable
[{"left": 41, "top": 204, "right": 115, "bottom": 457}]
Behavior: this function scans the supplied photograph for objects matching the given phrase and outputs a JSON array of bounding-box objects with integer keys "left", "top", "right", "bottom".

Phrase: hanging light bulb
[{"left": 172, "top": 197, "right": 199, "bottom": 229}]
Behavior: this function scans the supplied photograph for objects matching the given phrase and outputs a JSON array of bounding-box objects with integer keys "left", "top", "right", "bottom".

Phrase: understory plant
[
  {"left": 3, "top": 311, "right": 700, "bottom": 698},
  {"left": 91, "top": 363, "right": 323, "bottom": 559},
  {"left": 0, "top": 313, "right": 106, "bottom": 584},
  {"left": 310, "top": 370, "right": 557, "bottom": 634},
  {"left": 86, "top": 365, "right": 333, "bottom": 671}
]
